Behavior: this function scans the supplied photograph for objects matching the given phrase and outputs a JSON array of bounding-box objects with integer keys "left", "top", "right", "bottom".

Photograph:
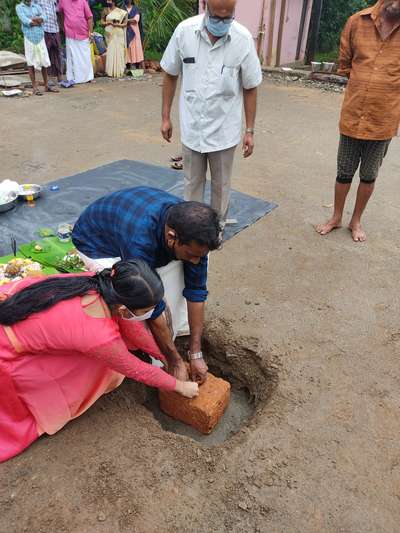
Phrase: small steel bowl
[
  {"left": 311, "top": 61, "right": 322, "bottom": 73},
  {"left": 19, "top": 184, "right": 42, "bottom": 201},
  {"left": 0, "top": 192, "right": 17, "bottom": 214},
  {"left": 322, "top": 62, "right": 335, "bottom": 73}
]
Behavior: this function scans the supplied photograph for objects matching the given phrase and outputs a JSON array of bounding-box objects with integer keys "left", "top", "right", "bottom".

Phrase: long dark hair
[{"left": 0, "top": 259, "right": 164, "bottom": 326}]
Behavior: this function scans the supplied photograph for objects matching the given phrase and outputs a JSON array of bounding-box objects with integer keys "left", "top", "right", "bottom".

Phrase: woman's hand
[{"left": 175, "top": 380, "right": 199, "bottom": 399}]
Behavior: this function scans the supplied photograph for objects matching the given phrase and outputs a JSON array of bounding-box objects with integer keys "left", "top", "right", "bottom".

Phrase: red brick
[{"left": 159, "top": 373, "right": 231, "bottom": 434}]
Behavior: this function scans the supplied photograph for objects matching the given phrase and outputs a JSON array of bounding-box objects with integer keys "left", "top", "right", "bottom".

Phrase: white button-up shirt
[{"left": 161, "top": 15, "right": 263, "bottom": 154}]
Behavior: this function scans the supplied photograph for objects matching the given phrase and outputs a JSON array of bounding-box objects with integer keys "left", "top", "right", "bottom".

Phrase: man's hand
[
  {"left": 190, "top": 358, "right": 208, "bottom": 384},
  {"left": 242, "top": 132, "right": 255, "bottom": 158},
  {"left": 168, "top": 359, "right": 189, "bottom": 381},
  {"left": 161, "top": 118, "right": 173, "bottom": 142}
]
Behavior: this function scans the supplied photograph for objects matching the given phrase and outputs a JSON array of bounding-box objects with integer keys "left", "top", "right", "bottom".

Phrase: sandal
[
  {"left": 46, "top": 86, "right": 59, "bottom": 93},
  {"left": 171, "top": 161, "right": 183, "bottom": 170},
  {"left": 170, "top": 155, "right": 183, "bottom": 162}
]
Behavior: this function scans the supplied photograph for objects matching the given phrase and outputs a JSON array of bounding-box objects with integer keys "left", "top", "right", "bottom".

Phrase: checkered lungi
[
  {"left": 44, "top": 32, "right": 63, "bottom": 77},
  {"left": 336, "top": 134, "right": 391, "bottom": 184}
]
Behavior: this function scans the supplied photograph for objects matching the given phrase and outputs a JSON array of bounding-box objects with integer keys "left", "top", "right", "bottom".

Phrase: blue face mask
[{"left": 205, "top": 12, "right": 234, "bottom": 38}]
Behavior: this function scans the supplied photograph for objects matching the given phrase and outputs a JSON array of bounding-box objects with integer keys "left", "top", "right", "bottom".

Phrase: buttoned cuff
[
  {"left": 183, "top": 288, "right": 208, "bottom": 302},
  {"left": 149, "top": 299, "right": 166, "bottom": 320}
]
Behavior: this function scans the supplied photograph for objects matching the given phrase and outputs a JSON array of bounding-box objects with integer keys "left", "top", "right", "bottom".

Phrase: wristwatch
[
  {"left": 188, "top": 350, "right": 204, "bottom": 361},
  {"left": 246, "top": 128, "right": 255, "bottom": 134}
]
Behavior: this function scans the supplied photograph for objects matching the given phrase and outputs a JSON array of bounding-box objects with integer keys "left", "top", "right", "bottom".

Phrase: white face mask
[{"left": 121, "top": 307, "right": 155, "bottom": 322}]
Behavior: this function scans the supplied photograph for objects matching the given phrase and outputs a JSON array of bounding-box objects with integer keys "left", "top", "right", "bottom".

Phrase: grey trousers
[{"left": 182, "top": 144, "right": 237, "bottom": 220}]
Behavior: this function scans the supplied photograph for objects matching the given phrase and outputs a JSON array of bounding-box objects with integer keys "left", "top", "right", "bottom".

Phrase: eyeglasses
[{"left": 207, "top": 7, "right": 235, "bottom": 24}]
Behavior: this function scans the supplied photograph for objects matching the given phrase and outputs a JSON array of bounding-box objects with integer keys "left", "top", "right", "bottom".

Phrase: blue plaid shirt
[
  {"left": 72, "top": 187, "right": 209, "bottom": 319},
  {"left": 35, "top": 0, "right": 59, "bottom": 33},
  {"left": 16, "top": 2, "right": 46, "bottom": 44}
]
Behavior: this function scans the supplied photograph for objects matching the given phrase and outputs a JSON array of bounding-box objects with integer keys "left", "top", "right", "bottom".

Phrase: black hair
[
  {"left": 0, "top": 259, "right": 163, "bottom": 326},
  {"left": 166, "top": 202, "right": 222, "bottom": 250}
]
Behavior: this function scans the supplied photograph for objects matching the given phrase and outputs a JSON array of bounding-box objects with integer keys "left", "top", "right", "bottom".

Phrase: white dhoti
[
  {"left": 77, "top": 252, "right": 189, "bottom": 337},
  {"left": 24, "top": 38, "right": 51, "bottom": 71},
  {"left": 66, "top": 37, "right": 94, "bottom": 84}
]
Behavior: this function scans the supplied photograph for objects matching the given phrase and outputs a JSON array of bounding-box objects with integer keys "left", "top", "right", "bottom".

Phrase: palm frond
[{"left": 137, "top": 0, "right": 195, "bottom": 51}]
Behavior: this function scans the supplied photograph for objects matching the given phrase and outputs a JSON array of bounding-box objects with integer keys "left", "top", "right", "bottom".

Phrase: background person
[
  {"left": 36, "top": 0, "right": 63, "bottom": 84},
  {"left": 0, "top": 260, "right": 198, "bottom": 463},
  {"left": 101, "top": 0, "right": 127, "bottom": 78},
  {"left": 58, "top": 0, "right": 94, "bottom": 84},
  {"left": 16, "top": 0, "right": 57, "bottom": 95},
  {"left": 125, "top": 0, "right": 144, "bottom": 71}
]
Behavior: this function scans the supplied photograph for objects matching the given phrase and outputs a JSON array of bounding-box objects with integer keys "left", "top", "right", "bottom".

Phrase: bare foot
[
  {"left": 315, "top": 218, "right": 342, "bottom": 235},
  {"left": 348, "top": 222, "right": 366, "bottom": 242}
]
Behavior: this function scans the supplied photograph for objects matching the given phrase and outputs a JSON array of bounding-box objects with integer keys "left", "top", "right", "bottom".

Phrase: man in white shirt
[{"left": 160, "top": 0, "right": 263, "bottom": 221}]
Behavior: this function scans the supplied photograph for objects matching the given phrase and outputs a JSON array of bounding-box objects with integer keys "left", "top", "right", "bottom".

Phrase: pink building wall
[{"left": 199, "top": 0, "right": 313, "bottom": 67}]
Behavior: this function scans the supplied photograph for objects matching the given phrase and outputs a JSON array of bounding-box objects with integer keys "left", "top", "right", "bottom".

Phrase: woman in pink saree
[{"left": 0, "top": 259, "right": 198, "bottom": 462}]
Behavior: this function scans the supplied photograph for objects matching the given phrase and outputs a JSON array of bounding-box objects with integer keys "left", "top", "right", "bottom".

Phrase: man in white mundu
[
  {"left": 72, "top": 187, "right": 222, "bottom": 385},
  {"left": 58, "top": 0, "right": 94, "bottom": 84}
]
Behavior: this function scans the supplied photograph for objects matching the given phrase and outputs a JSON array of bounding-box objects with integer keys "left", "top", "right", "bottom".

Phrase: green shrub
[
  {"left": 0, "top": 0, "right": 196, "bottom": 54},
  {"left": 137, "top": 0, "right": 196, "bottom": 52},
  {"left": 0, "top": 0, "right": 24, "bottom": 53},
  {"left": 318, "top": 0, "right": 375, "bottom": 54}
]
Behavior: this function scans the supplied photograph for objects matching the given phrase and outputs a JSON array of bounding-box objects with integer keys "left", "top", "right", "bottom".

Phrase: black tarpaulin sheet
[{"left": 0, "top": 160, "right": 277, "bottom": 255}]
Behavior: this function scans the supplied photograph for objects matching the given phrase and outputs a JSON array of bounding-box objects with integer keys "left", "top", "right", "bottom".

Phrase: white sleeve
[
  {"left": 241, "top": 36, "right": 263, "bottom": 90},
  {"left": 160, "top": 26, "right": 182, "bottom": 77}
]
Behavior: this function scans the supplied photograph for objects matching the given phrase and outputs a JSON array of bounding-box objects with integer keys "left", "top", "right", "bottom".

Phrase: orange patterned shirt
[{"left": 338, "top": 1, "right": 400, "bottom": 140}]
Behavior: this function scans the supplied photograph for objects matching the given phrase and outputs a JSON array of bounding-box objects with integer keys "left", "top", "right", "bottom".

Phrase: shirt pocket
[
  {"left": 221, "top": 65, "right": 240, "bottom": 98},
  {"left": 182, "top": 63, "right": 197, "bottom": 95}
]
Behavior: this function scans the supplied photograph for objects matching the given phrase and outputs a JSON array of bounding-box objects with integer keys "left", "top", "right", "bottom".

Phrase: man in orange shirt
[{"left": 317, "top": 0, "right": 400, "bottom": 242}]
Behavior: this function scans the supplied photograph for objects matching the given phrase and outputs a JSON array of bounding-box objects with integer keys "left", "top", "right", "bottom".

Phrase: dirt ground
[{"left": 1, "top": 76, "right": 400, "bottom": 533}]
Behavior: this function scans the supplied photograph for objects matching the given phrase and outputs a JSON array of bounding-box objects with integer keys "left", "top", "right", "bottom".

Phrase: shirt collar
[{"left": 361, "top": 0, "right": 384, "bottom": 20}]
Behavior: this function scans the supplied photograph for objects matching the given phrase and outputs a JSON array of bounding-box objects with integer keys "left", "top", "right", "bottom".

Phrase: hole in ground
[
  {"left": 145, "top": 387, "right": 253, "bottom": 446},
  {"left": 144, "top": 316, "right": 278, "bottom": 446}
]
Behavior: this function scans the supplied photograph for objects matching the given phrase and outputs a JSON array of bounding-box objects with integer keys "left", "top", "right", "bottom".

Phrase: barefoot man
[{"left": 317, "top": 0, "right": 400, "bottom": 242}]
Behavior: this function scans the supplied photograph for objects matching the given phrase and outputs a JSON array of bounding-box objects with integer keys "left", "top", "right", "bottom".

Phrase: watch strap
[{"left": 188, "top": 350, "right": 204, "bottom": 361}]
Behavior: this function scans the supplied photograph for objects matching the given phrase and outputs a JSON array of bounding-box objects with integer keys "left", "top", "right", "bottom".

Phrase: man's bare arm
[
  {"left": 243, "top": 87, "right": 258, "bottom": 158},
  {"left": 148, "top": 311, "right": 188, "bottom": 381},
  {"left": 187, "top": 301, "right": 208, "bottom": 384},
  {"left": 161, "top": 72, "right": 179, "bottom": 142}
]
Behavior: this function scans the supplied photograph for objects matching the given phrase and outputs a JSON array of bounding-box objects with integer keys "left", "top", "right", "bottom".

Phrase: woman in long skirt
[
  {"left": 102, "top": 0, "right": 128, "bottom": 78},
  {"left": 125, "top": 0, "right": 144, "bottom": 69}
]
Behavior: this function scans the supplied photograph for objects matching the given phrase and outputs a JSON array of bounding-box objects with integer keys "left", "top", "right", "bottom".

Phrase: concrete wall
[
  {"left": 278, "top": 0, "right": 313, "bottom": 65},
  {"left": 199, "top": 0, "right": 313, "bottom": 67}
]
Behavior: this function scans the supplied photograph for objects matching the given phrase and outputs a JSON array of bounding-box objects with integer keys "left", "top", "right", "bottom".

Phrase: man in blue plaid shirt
[
  {"left": 72, "top": 186, "right": 222, "bottom": 384},
  {"left": 36, "top": 0, "right": 63, "bottom": 82},
  {"left": 16, "top": 0, "right": 59, "bottom": 95}
]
